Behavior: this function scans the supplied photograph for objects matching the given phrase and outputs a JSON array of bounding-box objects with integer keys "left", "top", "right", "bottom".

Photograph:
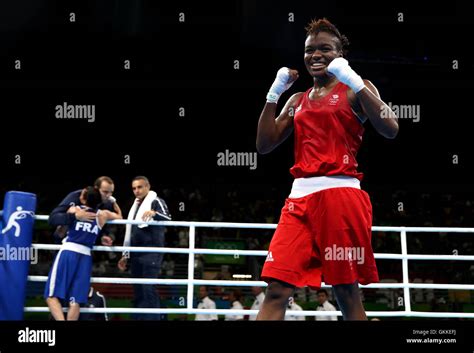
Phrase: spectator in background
[
  {"left": 80, "top": 287, "right": 108, "bottom": 321},
  {"left": 161, "top": 255, "right": 175, "bottom": 278},
  {"left": 117, "top": 176, "right": 171, "bottom": 320},
  {"left": 285, "top": 296, "right": 305, "bottom": 321},
  {"left": 215, "top": 265, "right": 232, "bottom": 280},
  {"left": 224, "top": 289, "right": 244, "bottom": 321},
  {"left": 195, "top": 286, "right": 218, "bottom": 321},
  {"left": 247, "top": 237, "right": 262, "bottom": 279},
  {"left": 194, "top": 254, "right": 204, "bottom": 279},
  {"left": 249, "top": 286, "right": 265, "bottom": 320},
  {"left": 212, "top": 286, "right": 225, "bottom": 299},
  {"left": 315, "top": 289, "right": 338, "bottom": 321}
]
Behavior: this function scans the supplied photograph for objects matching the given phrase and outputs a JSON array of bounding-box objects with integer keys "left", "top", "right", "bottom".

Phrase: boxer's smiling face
[{"left": 304, "top": 32, "right": 342, "bottom": 77}]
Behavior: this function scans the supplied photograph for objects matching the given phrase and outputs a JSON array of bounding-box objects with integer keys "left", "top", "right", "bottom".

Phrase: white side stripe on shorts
[{"left": 48, "top": 249, "right": 64, "bottom": 297}]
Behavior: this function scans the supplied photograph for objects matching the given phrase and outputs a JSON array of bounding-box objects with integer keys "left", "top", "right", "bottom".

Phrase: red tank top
[{"left": 290, "top": 82, "right": 364, "bottom": 180}]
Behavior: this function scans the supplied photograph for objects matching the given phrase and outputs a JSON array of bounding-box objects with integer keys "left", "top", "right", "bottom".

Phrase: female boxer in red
[{"left": 256, "top": 18, "right": 398, "bottom": 320}]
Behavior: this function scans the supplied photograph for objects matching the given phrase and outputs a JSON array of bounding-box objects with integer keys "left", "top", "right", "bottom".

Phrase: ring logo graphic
[{"left": 1, "top": 206, "right": 35, "bottom": 237}]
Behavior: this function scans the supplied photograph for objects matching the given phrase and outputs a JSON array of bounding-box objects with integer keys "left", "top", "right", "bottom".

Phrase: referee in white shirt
[
  {"left": 315, "top": 289, "right": 338, "bottom": 321},
  {"left": 249, "top": 286, "right": 265, "bottom": 321},
  {"left": 195, "top": 286, "right": 218, "bottom": 321},
  {"left": 224, "top": 289, "right": 244, "bottom": 321},
  {"left": 285, "top": 297, "right": 305, "bottom": 321}
]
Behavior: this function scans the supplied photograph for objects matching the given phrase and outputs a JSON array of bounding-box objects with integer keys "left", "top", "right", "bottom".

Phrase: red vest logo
[{"left": 328, "top": 94, "right": 340, "bottom": 106}]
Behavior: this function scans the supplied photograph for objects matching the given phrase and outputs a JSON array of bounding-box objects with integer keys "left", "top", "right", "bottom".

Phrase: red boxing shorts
[{"left": 261, "top": 187, "right": 379, "bottom": 288}]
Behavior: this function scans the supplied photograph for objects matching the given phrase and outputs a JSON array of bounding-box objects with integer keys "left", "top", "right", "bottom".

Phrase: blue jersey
[{"left": 65, "top": 207, "right": 101, "bottom": 248}]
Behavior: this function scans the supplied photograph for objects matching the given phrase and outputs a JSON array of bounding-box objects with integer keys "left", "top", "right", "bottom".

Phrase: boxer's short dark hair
[
  {"left": 305, "top": 18, "right": 350, "bottom": 56},
  {"left": 84, "top": 186, "right": 102, "bottom": 210}
]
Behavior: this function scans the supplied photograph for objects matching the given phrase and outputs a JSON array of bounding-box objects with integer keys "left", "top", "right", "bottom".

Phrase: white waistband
[
  {"left": 288, "top": 176, "right": 360, "bottom": 199},
  {"left": 61, "top": 241, "right": 91, "bottom": 256}
]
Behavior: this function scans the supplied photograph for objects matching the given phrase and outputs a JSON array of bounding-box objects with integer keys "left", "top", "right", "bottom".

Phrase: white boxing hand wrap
[
  {"left": 327, "top": 58, "right": 365, "bottom": 93},
  {"left": 266, "top": 67, "right": 295, "bottom": 103}
]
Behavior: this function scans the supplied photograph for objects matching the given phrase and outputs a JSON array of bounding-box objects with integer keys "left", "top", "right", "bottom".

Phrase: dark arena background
[{"left": 0, "top": 1, "right": 473, "bottom": 351}]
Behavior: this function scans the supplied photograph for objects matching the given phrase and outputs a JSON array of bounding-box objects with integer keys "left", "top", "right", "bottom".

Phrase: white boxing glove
[
  {"left": 108, "top": 196, "right": 117, "bottom": 204},
  {"left": 266, "top": 67, "right": 296, "bottom": 103},
  {"left": 327, "top": 58, "right": 365, "bottom": 93}
]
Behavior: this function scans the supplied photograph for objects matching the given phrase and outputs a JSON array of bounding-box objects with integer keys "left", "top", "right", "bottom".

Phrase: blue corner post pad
[{"left": 0, "top": 191, "right": 37, "bottom": 320}]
